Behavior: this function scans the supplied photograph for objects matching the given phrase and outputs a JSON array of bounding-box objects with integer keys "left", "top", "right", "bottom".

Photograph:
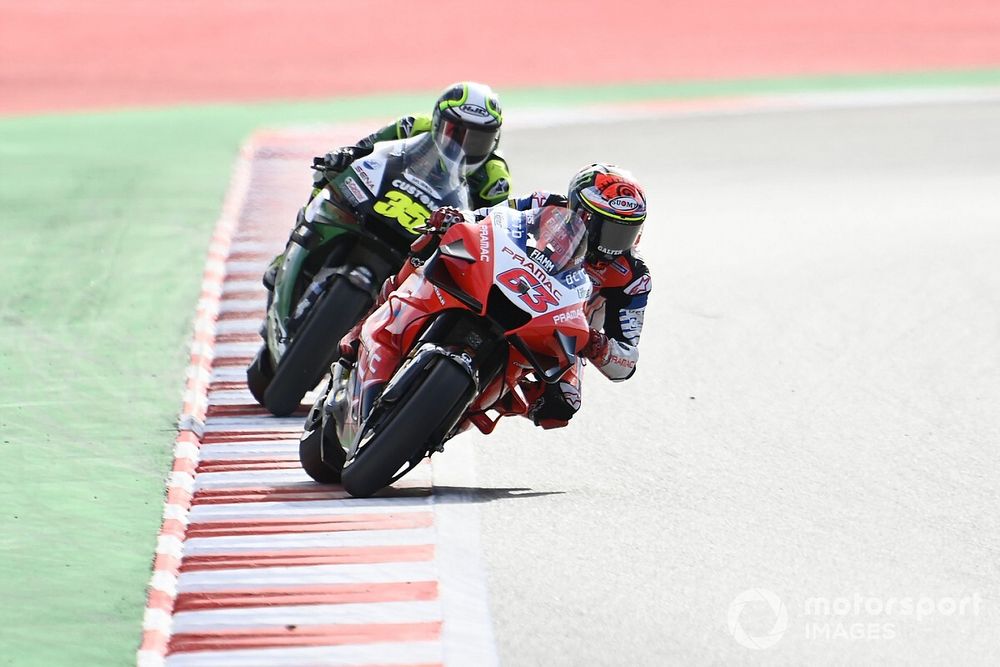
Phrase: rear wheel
[
  {"left": 299, "top": 418, "right": 345, "bottom": 484},
  {"left": 263, "top": 279, "right": 371, "bottom": 417},
  {"left": 341, "top": 358, "right": 473, "bottom": 498}
]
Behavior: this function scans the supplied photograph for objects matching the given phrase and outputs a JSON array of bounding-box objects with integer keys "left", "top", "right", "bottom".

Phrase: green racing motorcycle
[{"left": 247, "top": 134, "right": 473, "bottom": 416}]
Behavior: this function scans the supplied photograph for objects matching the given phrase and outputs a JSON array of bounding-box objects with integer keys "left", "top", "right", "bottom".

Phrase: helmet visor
[
  {"left": 591, "top": 215, "right": 643, "bottom": 258},
  {"left": 434, "top": 118, "right": 498, "bottom": 171}
]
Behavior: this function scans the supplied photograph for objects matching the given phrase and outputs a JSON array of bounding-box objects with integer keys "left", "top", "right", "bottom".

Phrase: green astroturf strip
[{"left": 0, "top": 67, "right": 997, "bottom": 664}]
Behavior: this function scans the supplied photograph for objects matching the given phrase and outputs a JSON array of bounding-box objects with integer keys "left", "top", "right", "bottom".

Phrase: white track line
[
  {"left": 177, "top": 562, "right": 438, "bottom": 590},
  {"left": 212, "top": 319, "right": 260, "bottom": 335},
  {"left": 217, "top": 299, "right": 265, "bottom": 314},
  {"left": 220, "top": 282, "right": 264, "bottom": 296},
  {"left": 189, "top": 498, "right": 433, "bottom": 521},
  {"left": 223, "top": 260, "right": 267, "bottom": 274},
  {"left": 198, "top": 443, "right": 300, "bottom": 458},
  {"left": 208, "top": 368, "right": 253, "bottom": 383},
  {"left": 164, "top": 642, "right": 443, "bottom": 667},
  {"left": 171, "top": 600, "right": 442, "bottom": 632},
  {"left": 192, "top": 469, "right": 332, "bottom": 489},
  {"left": 212, "top": 342, "right": 260, "bottom": 356},
  {"left": 432, "top": 440, "right": 499, "bottom": 666},
  {"left": 182, "top": 527, "right": 439, "bottom": 555},
  {"left": 201, "top": 416, "right": 305, "bottom": 429},
  {"left": 204, "top": 390, "right": 258, "bottom": 404},
  {"left": 227, "top": 241, "right": 272, "bottom": 254}
]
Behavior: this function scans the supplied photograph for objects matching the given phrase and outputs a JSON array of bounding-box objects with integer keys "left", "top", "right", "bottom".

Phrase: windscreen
[
  {"left": 400, "top": 135, "right": 470, "bottom": 208},
  {"left": 520, "top": 205, "right": 588, "bottom": 275}
]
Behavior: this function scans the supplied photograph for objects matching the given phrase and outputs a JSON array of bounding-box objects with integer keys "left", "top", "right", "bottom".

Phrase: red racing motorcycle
[{"left": 299, "top": 204, "right": 593, "bottom": 497}]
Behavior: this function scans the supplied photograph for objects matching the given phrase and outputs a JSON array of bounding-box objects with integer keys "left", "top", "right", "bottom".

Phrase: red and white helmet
[{"left": 567, "top": 164, "right": 647, "bottom": 262}]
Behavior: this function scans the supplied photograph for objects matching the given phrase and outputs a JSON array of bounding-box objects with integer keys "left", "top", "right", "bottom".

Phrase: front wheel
[
  {"left": 263, "top": 278, "right": 371, "bottom": 417},
  {"left": 341, "top": 358, "right": 473, "bottom": 498}
]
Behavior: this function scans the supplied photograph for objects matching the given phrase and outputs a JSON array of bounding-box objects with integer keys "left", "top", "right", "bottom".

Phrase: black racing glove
[{"left": 313, "top": 146, "right": 360, "bottom": 174}]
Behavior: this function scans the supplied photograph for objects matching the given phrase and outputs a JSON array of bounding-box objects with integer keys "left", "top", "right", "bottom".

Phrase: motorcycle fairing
[
  {"left": 265, "top": 135, "right": 472, "bottom": 366},
  {"left": 346, "top": 207, "right": 592, "bottom": 442}
]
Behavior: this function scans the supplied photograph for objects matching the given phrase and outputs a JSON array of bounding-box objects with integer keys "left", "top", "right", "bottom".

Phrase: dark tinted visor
[
  {"left": 436, "top": 119, "right": 498, "bottom": 163},
  {"left": 593, "top": 216, "right": 643, "bottom": 257}
]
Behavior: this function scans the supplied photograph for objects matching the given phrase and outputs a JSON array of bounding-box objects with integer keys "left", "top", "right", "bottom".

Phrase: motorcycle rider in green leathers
[{"left": 263, "top": 81, "right": 512, "bottom": 291}]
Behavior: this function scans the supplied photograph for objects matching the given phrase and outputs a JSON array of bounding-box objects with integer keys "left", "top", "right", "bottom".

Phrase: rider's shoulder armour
[
  {"left": 395, "top": 114, "right": 433, "bottom": 139},
  {"left": 469, "top": 154, "right": 512, "bottom": 207}
]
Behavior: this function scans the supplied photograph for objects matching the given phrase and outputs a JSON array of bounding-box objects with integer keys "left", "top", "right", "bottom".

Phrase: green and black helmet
[
  {"left": 568, "top": 164, "right": 647, "bottom": 262},
  {"left": 431, "top": 82, "right": 503, "bottom": 174}
]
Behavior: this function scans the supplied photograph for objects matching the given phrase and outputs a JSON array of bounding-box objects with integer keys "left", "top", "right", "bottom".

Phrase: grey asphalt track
[{"left": 459, "top": 100, "right": 1000, "bottom": 664}]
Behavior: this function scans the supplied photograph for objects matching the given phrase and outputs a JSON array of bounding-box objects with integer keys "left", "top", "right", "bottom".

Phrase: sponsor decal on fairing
[
  {"left": 432, "top": 285, "right": 446, "bottom": 306},
  {"left": 493, "top": 208, "right": 524, "bottom": 240},
  {"left": 343, "top": 176, "right": 369, "bottom": 204},
  {"left": 372, "top": 190, "right": 431, "bottom": 233},
  {"left": 391, "top": 178, "right": 438, "bottom": 209},
  {"left": 498, "top": 246, "right": 563, "bottom": 302},
  {"left": 553, "top": 310, "right": 586, "bottom": 325},
  {"left": 529, "top": 248, "right": 556, "bottom": 273},
  {"left": 403, "top": 172, "right": 442, "bottom": 199},
  {"left": 353, "top": 159, "right": 385, "bottom": 193},
  {"left": 478, "top": 224, "right": 491, "bottom": 261}
]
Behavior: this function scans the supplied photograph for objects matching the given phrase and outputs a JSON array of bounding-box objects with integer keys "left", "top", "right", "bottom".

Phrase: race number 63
[{"left": 497, "top": 268, "right": 558, "bottom": 313}]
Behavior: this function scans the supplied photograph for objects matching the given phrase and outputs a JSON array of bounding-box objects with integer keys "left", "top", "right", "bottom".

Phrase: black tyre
[
  {"left": 299, "top": 415, "right": 345, "bottom": 484},
  {"left": 246, "top": 345, "right": 274, "bottom": 406},
  {"left": 341, "top": 359, "right": 473, "bottom": 498},
  {"left": 263, "top": 279, "right": 371, "bottom": 417}
]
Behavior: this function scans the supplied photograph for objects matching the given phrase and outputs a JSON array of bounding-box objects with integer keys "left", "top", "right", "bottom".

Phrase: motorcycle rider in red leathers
[
  {"left": 507, "top": 164, "right": 650, "bottom": 428},
  {"left": 340, "top": 163, "right": 651, "bottom": 430}
]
